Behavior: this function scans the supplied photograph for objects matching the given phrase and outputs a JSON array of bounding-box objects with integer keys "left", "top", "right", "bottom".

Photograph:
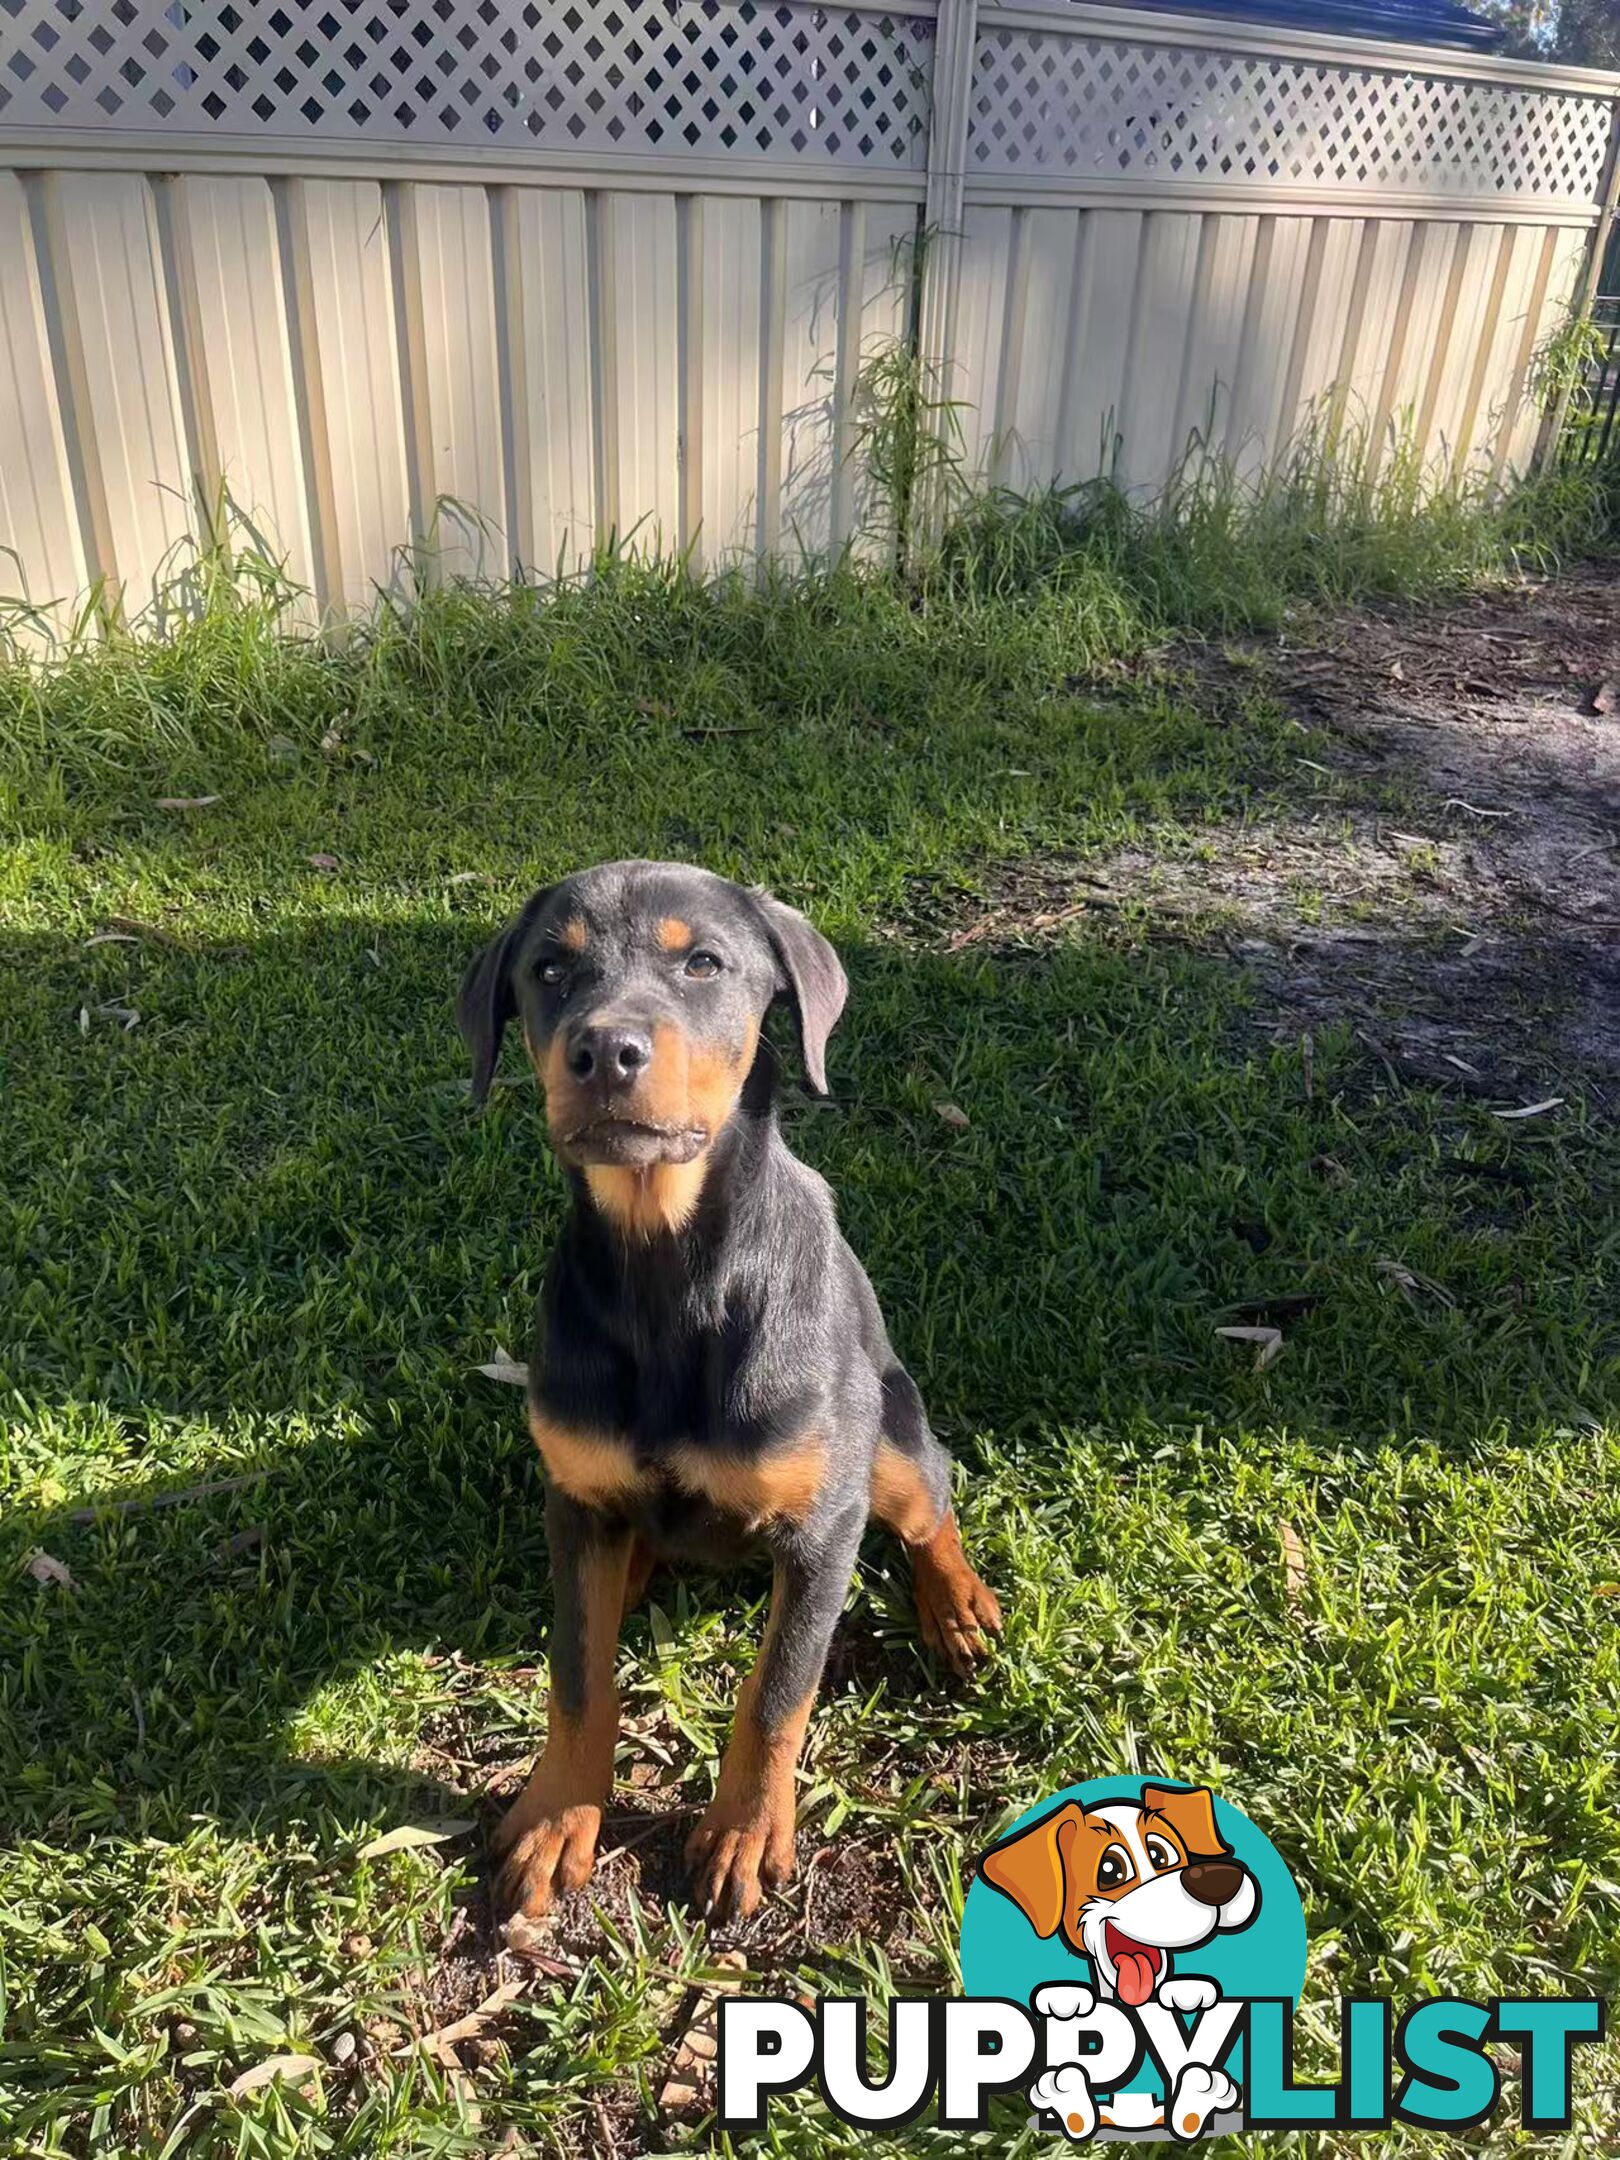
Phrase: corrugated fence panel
[
  {"left": 1062, "top": 211, "right": 1144, "bottom": 484},
  {"left": 1175, "top": 213, "right": 1260, "bottom": 472},
  {"left": 0, "top": 1, "right": 1613, "bottom": 627},
  {"left": 1227, "top": 216, "right": 1314, "bottom": 482},
  {"left": 1118, "top": 212, "right": 1204, "bottom": 490},
  {"left": 777, "top": 200, "right": 843, "bottom": 568},
  {"left": 300, "top": 179, "right": 410, "bottom": 612},
  {"left": 1287, "top": 218, "right": 1363, "bottom": 444},
  {"left": 606, "top": 192, "right": 680, "bottom": 558},
  {"left": 1474, "top": 224, "right": 1553, "bottom": 481},
  {"left": 1422, "top": 222, "right": 1499, "bottom": 473},
  {"left": 954, "top": 205, "right": 1013, "bottom": 483},
  {"left": 508, "top": 188, "right": 596, "bottom": 577},
  {"left": 700, "top": 195, "right": 764, "bottom": 570},
  {"left": 1506, "top": 223, "right": 1590, "bottom": 472},
  {"left": 413, "top": 184, "right": 507, "bottom": 582},
  {"left": 55, "top": 172, "right": 192, "bottom": 611},
  {"left": 0, "top": 171, "right": 81, "bottom": 620},
  {"left": 996, "top": 208, "right": 1080, "bottom": 494},
  {"left": 181, "top": 176, "right": 315, "bottom": 603}
]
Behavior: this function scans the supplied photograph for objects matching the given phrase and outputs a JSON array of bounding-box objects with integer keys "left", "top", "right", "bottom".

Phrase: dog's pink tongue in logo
[{"left": 1105, "top": 1925, "right": 1161, "bottom": 2007}]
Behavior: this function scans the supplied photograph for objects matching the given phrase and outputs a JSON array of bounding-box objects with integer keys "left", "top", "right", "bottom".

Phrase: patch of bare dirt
[{"left": 902, "top": 559, "right": 1620, "bottom": 1107}]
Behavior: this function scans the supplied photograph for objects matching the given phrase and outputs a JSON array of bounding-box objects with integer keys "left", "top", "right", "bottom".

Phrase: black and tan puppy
[{"left": 458, "top": 860, "right": 1001, "bottom": 1922}]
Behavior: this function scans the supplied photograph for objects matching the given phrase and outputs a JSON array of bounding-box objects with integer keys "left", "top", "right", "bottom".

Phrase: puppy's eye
[
  {"left": 684, "top": 950, "right": 722, "bottom": 979},
  {"left": 538, "top": 959, "right": 569, "bottom": 987},
  {"left": 1145, "top": 1837, "right": 1177, "bottom": 1872},
  {"left": 1097, "top": 1844, "right": 1133, "bottom": 1890}
]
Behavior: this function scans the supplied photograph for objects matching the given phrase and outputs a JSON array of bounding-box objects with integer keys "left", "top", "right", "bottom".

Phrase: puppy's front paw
[
  {"left": 1030, "top": 2065, "right": 1097, "bottom": 2143},
  {"left": 1169, "top": 2063, "right": 1240, "bottom": 2140},
  {"left": 685, "top": 1792, "right": 796, "bottom": 1923},
  {"left": 1157, "top": 1975, "right": 1219, "bottom": 2014},
  {"left": 914, "top": 1521, "right": 1003, "bottom": 1678},
  {"left": 494, "top": 1800, "right": 603, "bottom": 1918}
]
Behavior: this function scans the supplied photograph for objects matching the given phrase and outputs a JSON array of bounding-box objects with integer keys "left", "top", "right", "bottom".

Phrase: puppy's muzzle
[{"left": 555, "top": 1018, "right": 706, "bottom": 1168}]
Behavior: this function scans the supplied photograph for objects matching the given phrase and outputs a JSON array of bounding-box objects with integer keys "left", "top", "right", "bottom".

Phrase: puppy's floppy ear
[
  {"left": 750, "top": 888, "right": 848, "bottom": 1095},
  {"left": 457, "top": 891, "right": 550, "bottom": 1107},
  {"left": 978, "top": 1803, "right": 1083, "bottom": 1939},
  {"left": 1141, "top": 1783, "right": 1228, "bottom": 1860}
]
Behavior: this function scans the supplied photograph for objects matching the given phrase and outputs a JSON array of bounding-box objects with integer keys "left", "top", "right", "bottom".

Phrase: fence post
[
  {"left": 1536, "top": 92, "right": 1620, "bottom": 470},
  {"left": 914, "top": 0, "right": 980, "bottom": 544}
]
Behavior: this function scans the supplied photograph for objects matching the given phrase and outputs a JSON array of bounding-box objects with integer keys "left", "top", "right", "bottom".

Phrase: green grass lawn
[{"left": 1, "top": 557, "right": 1617, "bottom": 2156}]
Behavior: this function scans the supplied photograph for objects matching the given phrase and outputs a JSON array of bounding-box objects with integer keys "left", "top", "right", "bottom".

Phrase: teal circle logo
[{"left": 960, "top": 1777, "right": 1306, "bottom": 2128}]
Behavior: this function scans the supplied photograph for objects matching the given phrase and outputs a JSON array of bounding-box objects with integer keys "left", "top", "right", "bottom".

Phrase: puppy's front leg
[
  {"left": 494, "top": 1487, "right": 631, "bottom": 1917},
  {"left": 687, "top": 1503, "right": 864, "bottom": 1923}
]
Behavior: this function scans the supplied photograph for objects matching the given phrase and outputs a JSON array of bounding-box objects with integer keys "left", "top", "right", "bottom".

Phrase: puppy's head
[
  {"left": 457, "top": 860, "right": 846, "bottom": 1175},
  {"left": 978, "top": 1784, "right": 1257, "bottom": 2006}
]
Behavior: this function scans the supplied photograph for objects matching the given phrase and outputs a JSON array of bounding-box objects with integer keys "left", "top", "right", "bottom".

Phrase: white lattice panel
[
  {"left": 0, "top": 0, "right": 932, "bottom": 166},
  {"left": 969, "top": 29, "right": 1613, "bottom": 203}
]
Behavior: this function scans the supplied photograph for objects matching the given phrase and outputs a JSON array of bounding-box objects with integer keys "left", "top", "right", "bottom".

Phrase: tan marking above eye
[
  {"left": 654, "top": 916, "right": 692, "bottom": 951},
  {"left": 560, "top": 916, "right": 589, "bottom": 953}
]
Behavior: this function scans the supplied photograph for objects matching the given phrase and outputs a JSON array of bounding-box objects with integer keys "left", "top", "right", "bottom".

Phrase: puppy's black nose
[
  {"left": 568, "top": 1024, "right": 653, "bottom": 1090},
  {"left": 1181, "top": 1860, "right": 1245, "bottom": 1908}
]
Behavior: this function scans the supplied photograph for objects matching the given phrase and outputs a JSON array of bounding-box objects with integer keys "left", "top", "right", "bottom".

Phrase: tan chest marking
[
  {"left": 670, "top": 1436, "right": 826, "bottom": 1528},
  {"left": 528, "top": 1410, "right": 650, "bottom": 1508},
  {"left": 530, "top": 1412, "right": 825, "bottom": 1527},
  {"left": 584, "top": 1159, "right": 711, "bottom": 1239}
]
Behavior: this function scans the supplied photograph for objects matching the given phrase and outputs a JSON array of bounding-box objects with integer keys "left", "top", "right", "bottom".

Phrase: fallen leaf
[
  {"left": 475, "top": 1352, "right": 529, "bottom": 1388},
  {"left": 155, "top": 795, "right": 221, "bottom": 811},
  {"left": 357, "top": 1819, "right": 475, "bottom": 1859},
  {"left": 306, "top": 852, "right": 341, "bottom": 871},
  {"left": 98, "top": 1002, "right": 140, "bottom": 1031},
  {"left": 399, "top": 1978, "right": 526, "bottom": 2065},
  {"left": 320, "top": 725, "right": 345, "bottom": 754},
  {"left": 227, "top": 2053, "right": 322, "bottom": 2099},
  {"left": 1389, "top": 659, "right": 1405, "bottom": 681},
  {"left": 84, "top": 932, "right": 141, "bottom": 948},
  {"left": 1214, "top": 1324, "right": 1284, "bottom": 1371},
  {"left": 1591, "top": 679, "right": 1617, "bottom": 715},
  {"left": 1491, "top": 1096, "right": 1563, "bottom": 1120},
  {"left": 659, "top": 1954, "right": 748, "bottom": 2115},
  {"left": 446, "top": 869, "right": 489, "bottom": 886},
  {"left": 23, "top": 1549, "right": 76, "bottom": 1590},
  {"left": 217, "top": 1526, "right": 265, "bottom": 1562},
  {"left": 1376, "top": 1258, "right": 1456, "bottom": 1308},
  {"left": 934, "top": 1101, "right": 971, "bottom": 1131},
  {"left": 1278, "top": 1522, "right": 1307, "bottom": 1610}
]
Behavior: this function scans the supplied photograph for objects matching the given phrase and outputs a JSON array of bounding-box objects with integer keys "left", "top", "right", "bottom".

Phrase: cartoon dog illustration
[{"left": 978, "top": 1783, "right": 1259, "bottom": 2008}]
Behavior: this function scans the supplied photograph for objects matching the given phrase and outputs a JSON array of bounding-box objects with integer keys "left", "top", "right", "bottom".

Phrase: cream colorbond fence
[{"left": 0, "top": 0, "right": 1615, "bottom": 626}]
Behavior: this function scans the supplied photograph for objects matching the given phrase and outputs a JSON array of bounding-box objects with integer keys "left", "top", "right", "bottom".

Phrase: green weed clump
[{"left": 0, "top": 415, "right": 1607, "bottom": 791}]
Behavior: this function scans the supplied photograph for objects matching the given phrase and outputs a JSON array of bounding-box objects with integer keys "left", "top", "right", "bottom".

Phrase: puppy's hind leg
[{"left": 870, "top": 1364, "right": 1002, "bottom": 1678}]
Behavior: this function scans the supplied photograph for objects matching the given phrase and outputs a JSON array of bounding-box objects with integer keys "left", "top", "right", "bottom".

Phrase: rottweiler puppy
[{"left": 458, "top": 860, "right": 1001, "bottom": 1922}]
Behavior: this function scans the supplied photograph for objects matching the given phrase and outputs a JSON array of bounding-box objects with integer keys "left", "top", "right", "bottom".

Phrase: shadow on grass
[{"left": 1, "top": 910, "right": 1613, "bottom": 1848}]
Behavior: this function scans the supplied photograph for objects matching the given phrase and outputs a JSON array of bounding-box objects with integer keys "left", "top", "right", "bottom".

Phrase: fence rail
[{"left": 0, "top": 0, "right": 1615, "bottom": 629}]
